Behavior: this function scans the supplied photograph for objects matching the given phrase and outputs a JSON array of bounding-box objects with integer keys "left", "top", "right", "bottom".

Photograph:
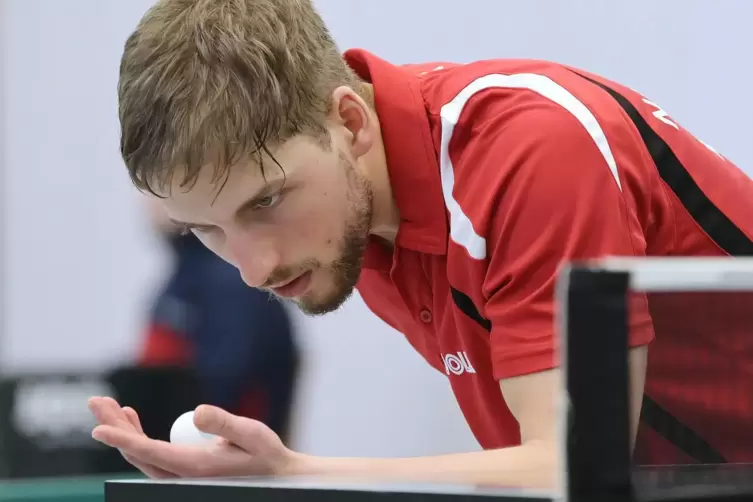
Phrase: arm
[{"left": 293, "top": 351, "right": 646, "bottom": 489}]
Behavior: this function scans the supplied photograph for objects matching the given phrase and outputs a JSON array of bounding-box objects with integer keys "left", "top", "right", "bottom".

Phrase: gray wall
[{"left": 1, "top": 0, "right": 751, "bottom": 458}]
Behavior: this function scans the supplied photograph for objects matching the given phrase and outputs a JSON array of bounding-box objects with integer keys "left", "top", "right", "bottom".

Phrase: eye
[{"left": 253, "top": 193, "right": 281, "bottom": 210}]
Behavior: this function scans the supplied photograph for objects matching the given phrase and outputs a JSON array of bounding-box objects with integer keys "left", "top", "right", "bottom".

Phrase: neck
[
  {"left": 361, "top": 99, "right": 400, "bottom": 244},
  {"left": 368, "top": 154, "right": 400, "bottom": 243}
]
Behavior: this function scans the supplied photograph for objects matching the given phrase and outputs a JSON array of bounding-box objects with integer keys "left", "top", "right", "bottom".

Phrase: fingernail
[{"left": 193, "top": 405, "right": 210, "bottom": 424}]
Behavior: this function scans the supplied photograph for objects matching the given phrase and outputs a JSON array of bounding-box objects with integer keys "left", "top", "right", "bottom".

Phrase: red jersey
[{"left": 346, "top": 49, "right": 753, "bottom": 464}]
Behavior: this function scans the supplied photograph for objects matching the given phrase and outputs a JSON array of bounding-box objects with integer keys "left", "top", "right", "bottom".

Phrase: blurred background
[{"left": 0, "top": 0, "right": 751, "bottom": 498}]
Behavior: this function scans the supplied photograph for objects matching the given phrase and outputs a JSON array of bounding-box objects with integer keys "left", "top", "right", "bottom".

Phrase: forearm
[{"left": 290, "top": 441, "right": 558, "bottom": 489}]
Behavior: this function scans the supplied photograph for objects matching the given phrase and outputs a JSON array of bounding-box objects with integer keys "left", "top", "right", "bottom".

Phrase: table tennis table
[{"left": 104, "top": 464, "right": 753, "bottom": 502}]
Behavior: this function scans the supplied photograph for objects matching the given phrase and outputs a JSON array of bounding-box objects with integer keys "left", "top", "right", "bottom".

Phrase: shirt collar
[{"left": 344, "top": 49, "right": 448, "bottom": 257}]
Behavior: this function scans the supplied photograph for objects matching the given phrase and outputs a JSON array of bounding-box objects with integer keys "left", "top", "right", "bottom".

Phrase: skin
[
  {"left": 89, "top": 84, "right": 648, "bottom": 488},
  {"left": 160, "top": 86, "right": 396, "bottom": 315}
]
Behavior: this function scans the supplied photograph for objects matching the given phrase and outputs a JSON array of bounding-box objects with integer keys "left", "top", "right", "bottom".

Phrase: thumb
[{"left": 193, "top": 404, "right": 263, "bottom": 451}]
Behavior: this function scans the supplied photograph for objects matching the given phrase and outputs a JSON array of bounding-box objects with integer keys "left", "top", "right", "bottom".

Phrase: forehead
[
  {"left": 156, "top": 135, "right": 324, "bottom": 221},
  {"left": 163, "top": 160, "right": 259, "bottom": 210}
]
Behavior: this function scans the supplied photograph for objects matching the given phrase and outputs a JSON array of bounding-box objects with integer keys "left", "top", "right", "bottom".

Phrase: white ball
[{"left": 169, "top": 411, "right": 217, "bottom": 446}]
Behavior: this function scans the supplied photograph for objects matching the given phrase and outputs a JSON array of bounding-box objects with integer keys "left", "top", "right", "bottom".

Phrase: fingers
[
  {"left": 90, "top": 398, "right": 143, "bottom": 436},
  {"left": 92, "top": 425, "right": 216, "bottom": 477},
  {"left": 118, "top": 407, "right": 174, "bottom": 478},
  {"left": 88, "top": 396, "right": 132, "bottom": 430},
  {"left": 122, "top": 453, "right": 177, "bottom": 479},
  {"left": 122, "top": 406, "right": 144, "bottom": 434},
  {"left": 193, "top": 405, "right": 262, "bottom": 451},
  {"left": 92, "top": 413, "right": 269, "bottom": 478},
  {"left": 90, "top": 397, "right": 174, "bottom": 479}
]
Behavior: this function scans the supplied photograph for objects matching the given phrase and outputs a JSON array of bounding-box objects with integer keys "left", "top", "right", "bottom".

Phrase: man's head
[{"left": 119, "top": 0, "right": 385, "bottom": 315}]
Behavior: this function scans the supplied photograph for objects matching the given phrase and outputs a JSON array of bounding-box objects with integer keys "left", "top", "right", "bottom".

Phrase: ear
[{"left": 330, "top": 85, "right": 375, "bottom": 159}]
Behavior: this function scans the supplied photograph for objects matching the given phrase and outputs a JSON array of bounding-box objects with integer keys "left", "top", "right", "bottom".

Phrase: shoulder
[
  {"left": 419, "top": 59, "right": 628, "bottom": 182},
  {"left": 427, "top": 64, "right": 639, "bottom": 261},
  {"left": 416, "top": 58, "right": 613, "bottom": 121},
  {"left": 433, "top": 65, "right": 626, "bottom": 209}
]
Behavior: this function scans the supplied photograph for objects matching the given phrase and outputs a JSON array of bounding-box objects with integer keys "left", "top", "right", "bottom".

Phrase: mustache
[{"left": 263, "top": 260, "right": 320, "bottom": 288}]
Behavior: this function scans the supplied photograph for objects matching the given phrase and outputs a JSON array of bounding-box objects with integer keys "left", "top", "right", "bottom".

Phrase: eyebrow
[{"left": 168, "top": 182, "right": 282, "bottom": 229}]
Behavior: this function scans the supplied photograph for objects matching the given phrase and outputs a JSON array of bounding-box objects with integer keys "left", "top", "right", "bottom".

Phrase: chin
[{"left": 296, "top": 283, "right": 357, "bottom": 317}]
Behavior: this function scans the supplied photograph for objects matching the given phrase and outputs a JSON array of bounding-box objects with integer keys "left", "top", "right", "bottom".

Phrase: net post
[{"left": 557, "top": 265, "right": 635, "bottom": 502}]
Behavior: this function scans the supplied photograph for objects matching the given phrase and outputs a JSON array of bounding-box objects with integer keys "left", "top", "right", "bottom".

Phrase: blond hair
[{"left": 118, "top": 0, "right": 363, "bottom": 195}]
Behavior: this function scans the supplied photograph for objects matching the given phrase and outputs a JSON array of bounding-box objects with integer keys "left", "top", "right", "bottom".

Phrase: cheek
[
  {"left": 279, "top": 195, "right": 345, "bottom": 249},
  {"left": 298, "top": 209, "right": 341, "bottom": 247}
]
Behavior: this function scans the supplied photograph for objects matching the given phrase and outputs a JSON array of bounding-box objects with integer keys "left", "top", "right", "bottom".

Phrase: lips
[{"left": 270, "top": 270, "right": 313, "bottom": 298}]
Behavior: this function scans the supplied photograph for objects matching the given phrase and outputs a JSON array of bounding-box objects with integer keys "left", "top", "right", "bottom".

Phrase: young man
[{"left": 89, "top": 0, "right": 753, "bottom": 488}]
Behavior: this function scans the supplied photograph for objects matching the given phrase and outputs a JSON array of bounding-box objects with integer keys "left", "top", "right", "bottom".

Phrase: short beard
[{"left": 296, "top": 153, "right": 373, "bottom": 316}]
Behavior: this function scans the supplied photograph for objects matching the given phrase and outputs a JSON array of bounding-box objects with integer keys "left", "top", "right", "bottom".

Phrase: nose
[{"left": 225, "top": 233, "right": 279, "bottom": 288}]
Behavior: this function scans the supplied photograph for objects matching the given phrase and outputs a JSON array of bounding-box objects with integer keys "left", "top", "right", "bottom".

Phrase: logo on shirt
[{"left": 443, "top": 351, "right": 476, "bottom": 376}]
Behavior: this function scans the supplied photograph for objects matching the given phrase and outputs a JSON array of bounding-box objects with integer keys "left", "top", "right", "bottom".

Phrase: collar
[{"left": 344, "top": 49, "right": 448, "bottom": 257}]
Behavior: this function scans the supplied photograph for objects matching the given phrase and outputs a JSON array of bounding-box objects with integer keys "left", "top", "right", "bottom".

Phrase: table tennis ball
[{"left": 169, "top": 410, "right": 217, "bottom": 445}]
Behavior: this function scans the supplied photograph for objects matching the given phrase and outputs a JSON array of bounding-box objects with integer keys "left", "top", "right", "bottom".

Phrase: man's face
[{"left": 160, "top": 133, "right": 374, "bottom": 316}]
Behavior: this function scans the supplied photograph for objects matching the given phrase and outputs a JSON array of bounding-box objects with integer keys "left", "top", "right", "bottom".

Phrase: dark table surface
[{"left": 103, "top": 464, "right": 753, "bottom": 502}]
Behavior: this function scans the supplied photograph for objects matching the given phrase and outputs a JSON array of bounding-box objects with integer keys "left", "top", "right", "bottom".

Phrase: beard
[{"left": 270, "top": 152, "right": 374, "bottom": 316}]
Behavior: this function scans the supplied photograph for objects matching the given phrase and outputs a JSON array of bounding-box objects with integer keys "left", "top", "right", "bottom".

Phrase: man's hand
[{"left": 88, "top": 396, "right": 305, "bottom": 478}]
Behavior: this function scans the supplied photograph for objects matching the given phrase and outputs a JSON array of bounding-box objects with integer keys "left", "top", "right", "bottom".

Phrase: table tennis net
[{"left": 558, "top": 257, "right": 753, "bottom": 501}]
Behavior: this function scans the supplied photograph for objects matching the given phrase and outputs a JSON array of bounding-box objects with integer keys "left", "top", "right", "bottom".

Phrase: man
[{"left": 88, "top": 0, "right": 753, "bottom": 488}]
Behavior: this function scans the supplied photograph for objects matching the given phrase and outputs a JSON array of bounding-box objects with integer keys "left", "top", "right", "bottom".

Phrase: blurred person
[
  {"left": 140, "top": 197, "right": 299, "bottom": 441},
  {"left": 88, "top": 0, "right": 753, "bottom": 489}
]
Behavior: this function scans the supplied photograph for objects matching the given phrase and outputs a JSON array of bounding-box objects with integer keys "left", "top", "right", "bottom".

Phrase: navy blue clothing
[{"left": 150, "top": 234, "right": 298, "bottom": 437}]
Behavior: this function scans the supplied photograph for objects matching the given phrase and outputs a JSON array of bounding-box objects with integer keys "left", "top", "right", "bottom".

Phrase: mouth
[{"left": 270, "top": 270, "right": 313, "bottom": 299}]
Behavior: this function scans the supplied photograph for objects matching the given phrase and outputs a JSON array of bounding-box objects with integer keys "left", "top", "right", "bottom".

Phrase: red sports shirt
[{"left": 346, "top": 49, "right": 753, "bottom": 464}]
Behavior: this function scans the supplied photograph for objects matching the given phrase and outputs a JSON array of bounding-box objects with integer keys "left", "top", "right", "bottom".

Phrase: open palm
[{"left": 88, "top": 396, "right": 301, "bottom": 478}]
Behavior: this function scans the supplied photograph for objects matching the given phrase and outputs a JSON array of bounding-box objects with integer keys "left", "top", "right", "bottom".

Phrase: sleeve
[{"left": 467, "top": 100, "right": 655, "bottom": 381}]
